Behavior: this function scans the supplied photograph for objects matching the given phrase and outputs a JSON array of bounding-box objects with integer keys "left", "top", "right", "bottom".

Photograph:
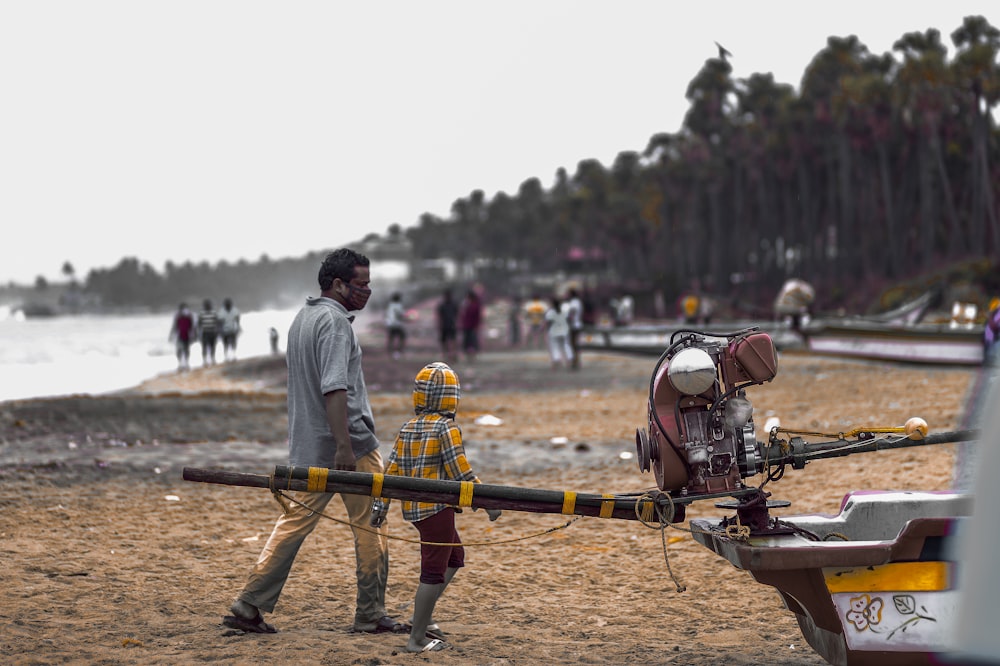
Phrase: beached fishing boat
[
  {"left": 785, "top": 290, "right": 985, "bottom": 365},
  {"left": 691, "top": 490, "right": 970, "bottom": 666},
  {"left": 580, "top": 318, "right": 984, "bottom": 365},
  {"left": 581, "top": 289, "right": 986, "bottom": 366},
  {"left": 799, "top": 320, "right": 984, "bottom": 366},
  {"left": 578, "top": 321, "right": 804, "bottom": 355}
]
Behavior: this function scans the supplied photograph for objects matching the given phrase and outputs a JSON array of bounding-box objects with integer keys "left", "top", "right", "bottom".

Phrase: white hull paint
[{"left": 803, "top": 322, "right": 983, "bottom": 366}]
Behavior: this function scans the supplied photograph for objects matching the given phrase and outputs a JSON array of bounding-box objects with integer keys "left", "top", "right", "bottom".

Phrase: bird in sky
[{"left": 715, "top": 41, "right": 733, "bottom": 61}]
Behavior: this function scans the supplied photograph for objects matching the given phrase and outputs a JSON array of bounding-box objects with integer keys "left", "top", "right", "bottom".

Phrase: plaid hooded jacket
[{"left": 385, "top": 361, "right": 479, "bottom": 522}]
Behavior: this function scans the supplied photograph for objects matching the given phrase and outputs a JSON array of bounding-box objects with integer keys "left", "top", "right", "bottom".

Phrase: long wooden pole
[
  {"left": 181, "top": 465, "right": 677, "bottom": 522},
  {"left": 183, "top": 429, "right": 975, "bottom": 521},
  {"left": 774, "top": 428, "right": 979, "bottom": 469}
]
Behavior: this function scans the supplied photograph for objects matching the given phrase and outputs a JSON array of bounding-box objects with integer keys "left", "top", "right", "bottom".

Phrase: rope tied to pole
[
  {"left": 268, "top": 467, "right": 294, "bottom": 515},
  {"left": 634, "top": 492, "right": 687, "bottom": 593}
]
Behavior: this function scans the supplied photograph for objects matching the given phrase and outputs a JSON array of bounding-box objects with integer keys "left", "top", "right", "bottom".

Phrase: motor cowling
[{"left": 636, "top": 329, "right": 777, "bottom": 498}]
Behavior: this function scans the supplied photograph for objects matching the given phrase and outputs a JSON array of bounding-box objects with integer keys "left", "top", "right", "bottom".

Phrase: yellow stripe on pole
[
  {"left": 458, "top": 481, "right": 475, "bottom": 507},
  {"left": 600, "top": 494, "right": 615, "bottom": 518},
  {"left": 562, "top": 491, "right": 577, "bottom": 515},
  {"left": 825, "top": 562, "right": 951, "bottom": 593},
  {"left": 307, "top": 466, "right": 328, "bottom": 492},
  {"left": 371, "top": 473, "right": 384, "bottom": 498}
]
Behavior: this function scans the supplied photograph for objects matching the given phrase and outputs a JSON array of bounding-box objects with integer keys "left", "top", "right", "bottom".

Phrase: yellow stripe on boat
[{"left": 825, "top": 562, "right": 950, "bottom": 593}]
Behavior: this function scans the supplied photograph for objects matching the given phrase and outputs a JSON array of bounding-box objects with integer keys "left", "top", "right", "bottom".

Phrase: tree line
[
  {"left": 54, "top": 253, "right": 328, "bottom": 312},
  {"left": 404, "top": 16, "right": 1000, "bottom": 315}
]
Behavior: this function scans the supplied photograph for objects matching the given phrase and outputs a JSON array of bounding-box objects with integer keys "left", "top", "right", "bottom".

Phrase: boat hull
[
  {"left": 578, "top": 322, "right": 803, "bottom": 356},
  {"left": 691, "top": 490, "right": 972, "bottom": 666},
  {"left": 801, "top": 322, "right": 983, "bottom": 365}
]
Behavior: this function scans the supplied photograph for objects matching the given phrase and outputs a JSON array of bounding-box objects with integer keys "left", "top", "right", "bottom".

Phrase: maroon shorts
[{"left": 414, "top": 507, "right": 465, "bottom": 584}]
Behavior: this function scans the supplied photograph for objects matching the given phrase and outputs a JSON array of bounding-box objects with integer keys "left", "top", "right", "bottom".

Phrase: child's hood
[{"left": 412, "top": 361, "right": 460, "bottom": 418}]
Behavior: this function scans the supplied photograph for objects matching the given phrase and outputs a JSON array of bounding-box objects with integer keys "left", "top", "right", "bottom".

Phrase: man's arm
[{"left": 323, "top": 389, "right": 356, "bottom": 471}]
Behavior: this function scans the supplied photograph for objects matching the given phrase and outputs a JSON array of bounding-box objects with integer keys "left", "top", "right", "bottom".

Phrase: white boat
[
  {"left": 800, "top": 320, "right": 984, "bottom": 366},
  {"left": 578, "top": 321, "right": 804, "bottom": 356}
]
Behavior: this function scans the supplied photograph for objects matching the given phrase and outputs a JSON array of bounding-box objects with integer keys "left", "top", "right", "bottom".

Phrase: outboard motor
[{"left": 635, "top": 328, "right": 778, "bottom": 520}]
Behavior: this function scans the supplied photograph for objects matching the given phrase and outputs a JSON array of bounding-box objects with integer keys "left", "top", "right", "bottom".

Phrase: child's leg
[
  {"left": 411, "top": 566, "right": 459, "bottom": 630},
  {"left": 409, "top": 580, "right": 446, "bottom": 650},
  {"left": 408, "top": 509, "right": 462, "bottom": 651}
]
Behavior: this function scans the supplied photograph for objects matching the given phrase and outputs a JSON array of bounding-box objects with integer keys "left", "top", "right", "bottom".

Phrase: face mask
[{"left": 343, "top": 283, "right": 372, "bottom": 311}]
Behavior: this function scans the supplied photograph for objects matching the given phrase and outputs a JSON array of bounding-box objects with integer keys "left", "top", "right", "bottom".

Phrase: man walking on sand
[{"left": 223, "top": 248, "right": 404, "bottom": 635}]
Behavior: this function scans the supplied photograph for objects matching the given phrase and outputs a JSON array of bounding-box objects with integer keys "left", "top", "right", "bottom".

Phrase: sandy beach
[{"left": 0, "top": 336, "right": 984, "bottom": 665}]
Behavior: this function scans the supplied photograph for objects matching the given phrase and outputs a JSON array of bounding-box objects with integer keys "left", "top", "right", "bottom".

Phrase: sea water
[{"left": 0, "top": 307, "right": 302, "bottom": 402}]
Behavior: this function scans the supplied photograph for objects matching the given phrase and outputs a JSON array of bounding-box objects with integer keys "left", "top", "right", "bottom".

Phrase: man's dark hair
[{"left": 318, "top": 248, "right": 370, "bottom": 291}]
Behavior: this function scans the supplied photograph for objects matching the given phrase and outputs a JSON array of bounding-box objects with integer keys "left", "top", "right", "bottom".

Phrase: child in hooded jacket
[{"left": 381, "top": 361, "right": 500, "bottom": 652}]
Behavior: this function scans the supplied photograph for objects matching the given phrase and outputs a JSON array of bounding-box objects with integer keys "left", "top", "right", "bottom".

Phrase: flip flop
[
  {"left": 420, "top": 638, "right": 449, "bottom": 652},
  {"left": 222, "top": 612, "right": 277, "bottom": 634},
  {"left": 353, "top": 616, "right": 408, "bottom": 634}
]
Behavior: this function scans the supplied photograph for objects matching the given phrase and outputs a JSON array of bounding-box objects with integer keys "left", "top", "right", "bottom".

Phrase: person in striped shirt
[
  {"left": 197, "top": 299, "right": 219, "bottom": 366},
  {"left": 383, "top": 361, "right": 501, "bottom": 652}
]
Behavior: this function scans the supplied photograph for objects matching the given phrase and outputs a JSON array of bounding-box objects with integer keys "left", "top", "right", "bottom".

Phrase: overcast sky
[{"left": 1, "top": 1, "right": 994, "bottom": 285}]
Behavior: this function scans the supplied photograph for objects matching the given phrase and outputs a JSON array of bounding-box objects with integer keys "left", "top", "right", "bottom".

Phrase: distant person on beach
[
  {"left": 197, "top": 299, "right": 219, "bottom": 366},
  {"left": 459, "top": 289, "right": 483, "bottom": 361},
  {"left": 269, "top": 327, "right": 280, "bottom": 355},
  {"left": 522, "top": 294, "right": 548, "bottom": 348},
  {"left": 379, "top": 361, "right": 501, "bottom": 652},
  {"left": 224, "top": 248, "right": 401, "bottom": 636},
  {"left": 436, "top": 289, "right": 459, "bottom": 359},
  {"left": 218, "top": 298, "right": 241, "bottom": 362},
  {"left": 565, "top": 288, "right": 583, "bottom": 370},
  {"left": 545, "top": 296, "right": 573, "bottom": 369},
  {"left": 774, "top": 278, "right": 815, "bottom": 331},
  {"left": 680, "top": 292, "right": 700, "bottom": 325},
  {"left": 168, "top": 303, "right": 196, "bottom": 371},
  {"left": 508, "top": 297, "right": 522, "bottom": 347},
  {"left": 612, "top": 293, "right": 634, "bottom": 327},
  {"left": 698, "top": 293, "right": 716, "bottom": 325},
  {"left": 385, "top": 292, "right": 407, "bottom": 359}
]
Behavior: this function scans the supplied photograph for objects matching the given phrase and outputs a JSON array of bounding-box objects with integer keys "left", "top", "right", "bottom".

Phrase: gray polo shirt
[{"left": 286, "top": 296, "right": 379, "bottom": 467}]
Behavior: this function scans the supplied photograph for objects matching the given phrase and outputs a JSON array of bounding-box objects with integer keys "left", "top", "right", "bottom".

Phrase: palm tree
[
  {"left": 950, "top": 15, "right": 1000, "bottom": 256},
  {"left": 801, "top": 35, "right": 875, "bottom": 281},
  {"left": 683, "top": 54, "right": 738, "bottom": 292},
  {"left": 733, "top": 72, "right": 797, "bottom": 294},
  {"left": 894, "top": 29, "right": 963, "bottom": 262}
]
